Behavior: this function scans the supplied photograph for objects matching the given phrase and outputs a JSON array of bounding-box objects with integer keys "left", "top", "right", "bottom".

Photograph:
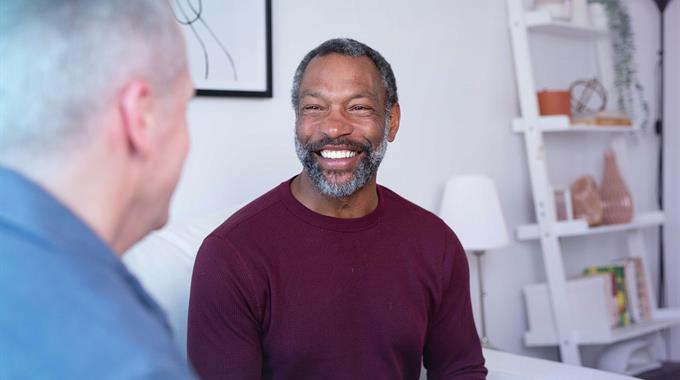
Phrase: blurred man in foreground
[{"left": 0, "top": 1, "right": 195, "bottom": 378}]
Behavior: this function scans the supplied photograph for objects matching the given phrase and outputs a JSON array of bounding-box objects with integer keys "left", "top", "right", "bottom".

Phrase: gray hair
[
  {"left": 290, "top": 38, "right": 398, "bottom": 123},
  {"left": 0, "top": 0, "right": 186, "bottom": 154}
]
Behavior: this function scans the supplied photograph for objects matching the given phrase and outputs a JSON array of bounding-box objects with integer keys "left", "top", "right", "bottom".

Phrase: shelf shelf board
[
  {"left": 516, "top": 211, "right": 664, "bottom": 241},
  {"left": 525, "top": 317, "right": 680, "bottom": 346},
  {"left": 513, "top": 116, "right": 640, "bottom": 133},
  {"left": 525, "top": 10, "right": 608, "bottom": 38}
]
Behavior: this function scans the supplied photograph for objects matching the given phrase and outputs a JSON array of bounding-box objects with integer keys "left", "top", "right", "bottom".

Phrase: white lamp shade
[{"left": 439, "top": 175, "right": 509, "bottom": 251}]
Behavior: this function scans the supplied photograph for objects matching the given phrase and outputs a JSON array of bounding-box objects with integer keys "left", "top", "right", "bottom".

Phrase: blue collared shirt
[{"left": 0, "top": 167, "right": 194, "bottom": 379}]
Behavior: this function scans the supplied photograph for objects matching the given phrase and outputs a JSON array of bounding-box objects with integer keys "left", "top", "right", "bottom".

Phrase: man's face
[
  {"left": 294, "top": 54, "right": 396, "bottom": 198},
  {"left": 145, "top": 67, "right": 193, "bottom": 229}
]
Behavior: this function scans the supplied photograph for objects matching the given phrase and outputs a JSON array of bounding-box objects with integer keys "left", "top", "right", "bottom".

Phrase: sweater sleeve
[
  {"left": 423, "top": 228, "right": 487, "bottom": 380},
  {"left": 187, "top": 234, "right": 263, "bottom": 380}
]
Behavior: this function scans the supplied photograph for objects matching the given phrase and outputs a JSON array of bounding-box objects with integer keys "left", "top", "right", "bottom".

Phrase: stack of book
[{"left": 583, "top": 257, "right": 653, "bottom": 328}]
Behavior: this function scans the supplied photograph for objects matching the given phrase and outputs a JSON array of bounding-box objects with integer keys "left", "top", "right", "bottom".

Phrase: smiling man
[{"left": 187, "top": 38, "right": 486, "bottom": 380}]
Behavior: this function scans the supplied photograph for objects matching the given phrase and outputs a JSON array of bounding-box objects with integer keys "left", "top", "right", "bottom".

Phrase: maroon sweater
[{"left": 187, "top": 179, "right": 486, "bottom": 379}]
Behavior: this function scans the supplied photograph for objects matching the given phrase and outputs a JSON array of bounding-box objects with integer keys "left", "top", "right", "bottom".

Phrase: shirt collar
[{"left": 278, "top": 176, "right": 383, "bottom": 232}]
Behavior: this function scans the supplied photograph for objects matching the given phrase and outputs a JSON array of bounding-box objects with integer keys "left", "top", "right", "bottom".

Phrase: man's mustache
[{"left": 302, "top": 137, "right": 372, "bottom": 153}]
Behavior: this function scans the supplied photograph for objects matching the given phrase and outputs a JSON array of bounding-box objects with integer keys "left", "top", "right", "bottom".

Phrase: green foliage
[{"left": 589, "top": 0, "right": 649, "bottom": 127}]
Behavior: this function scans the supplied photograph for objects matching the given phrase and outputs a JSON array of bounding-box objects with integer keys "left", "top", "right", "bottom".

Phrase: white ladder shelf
[{"left": 506, "top": 0, "right": 680, "bottom": 367}]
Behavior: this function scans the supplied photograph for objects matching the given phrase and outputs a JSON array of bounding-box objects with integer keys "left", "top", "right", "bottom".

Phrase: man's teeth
[{"left": 320, "top": 150, "right": 357, "bottom": 159}]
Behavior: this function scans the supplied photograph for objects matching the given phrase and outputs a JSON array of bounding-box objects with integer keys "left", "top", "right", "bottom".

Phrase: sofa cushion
[{"left": 123, "top": 211, "right": 233, "bottom": 359}]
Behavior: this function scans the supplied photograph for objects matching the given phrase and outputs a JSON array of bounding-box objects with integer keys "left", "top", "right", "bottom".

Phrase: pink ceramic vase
[
  {"left": 600, "top": 149, "right": 634, "bottom": 224},
  {"left": 571, "top": 175, "right": 603, "bottom": 226}
]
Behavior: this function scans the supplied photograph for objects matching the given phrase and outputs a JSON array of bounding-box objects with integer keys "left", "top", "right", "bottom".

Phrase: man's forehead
[
  {"left": 299, "top": 54, "right": 384, "bottom": 99},
  {"left": 299, "top": 90, "right": 381, "bottom": 104},
  {"left": 305, "top": 53, "right": 379, "bottom": 76}
]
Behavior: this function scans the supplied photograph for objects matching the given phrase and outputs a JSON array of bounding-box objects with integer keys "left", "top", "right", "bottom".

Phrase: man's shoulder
[
  {"left": 379, "top": 185, "right": 448, "bottom": 229},
  {"left": 0, "top": 306, "right": 192, "bottom": 379},
  {"left": 0, "top": 238, "right": 193, "bottom": 378},
  {"left": 210, "top": 181, "right": 287, "bottom": 240},
  {"left": 1, "top": 237, "right": 147, "bottom": 330}
]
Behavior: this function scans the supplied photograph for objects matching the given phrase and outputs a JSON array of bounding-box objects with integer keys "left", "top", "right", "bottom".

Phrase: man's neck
[
  {"left": 2, "top": 153, "right": 133, "bottom": 256},
  {"left": 290, "top": 172, "right": 379, "bottom": 219}
]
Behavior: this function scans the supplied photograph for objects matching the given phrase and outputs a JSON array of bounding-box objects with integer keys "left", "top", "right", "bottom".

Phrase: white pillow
[{"left": 123, "top": 211, "right": 235, "bottom": 359}]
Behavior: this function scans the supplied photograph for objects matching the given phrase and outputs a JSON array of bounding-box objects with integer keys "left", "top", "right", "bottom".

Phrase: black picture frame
[{"left": 172, "top": 0, "right": 273, "bottom": 98}]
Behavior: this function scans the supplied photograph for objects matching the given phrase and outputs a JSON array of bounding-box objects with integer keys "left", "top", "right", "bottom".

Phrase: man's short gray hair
[
  {"left": 0, "top": 0, "right": 186, "bottom": 153},
  {"left": 291, "top": 38, "right": 398, "bottom": 122}
]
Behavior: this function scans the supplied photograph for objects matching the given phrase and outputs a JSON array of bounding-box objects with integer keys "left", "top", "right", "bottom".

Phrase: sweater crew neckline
[{"left": 278, "top": 177, "right": 382, "bottom": 232}]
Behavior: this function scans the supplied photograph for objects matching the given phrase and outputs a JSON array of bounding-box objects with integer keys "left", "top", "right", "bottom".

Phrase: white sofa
[{"left": 123, "top": 212, "right": 636, "bottom": 380}]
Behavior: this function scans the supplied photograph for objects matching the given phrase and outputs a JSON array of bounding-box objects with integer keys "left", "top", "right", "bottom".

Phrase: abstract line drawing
[
  {"left": 170, "top": 0, "right": 271, "bottom": 97},
  {"left": 171, "top": 0, "right": 238, "bottom": 81}
]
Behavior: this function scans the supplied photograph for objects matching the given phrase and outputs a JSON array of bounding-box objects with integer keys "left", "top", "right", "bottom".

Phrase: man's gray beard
[{"left": 294, "top": 125, "right": 389, "bottom": 199}]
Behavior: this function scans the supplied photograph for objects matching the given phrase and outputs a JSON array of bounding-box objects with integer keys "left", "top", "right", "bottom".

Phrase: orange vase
[{"left": 600, "top": 149, "right": 634, "bottom": 224}]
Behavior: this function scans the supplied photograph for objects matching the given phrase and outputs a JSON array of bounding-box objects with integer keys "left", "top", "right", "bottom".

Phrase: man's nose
[{"left": 320, "top": 108, "right": 352, "bottom": 139}]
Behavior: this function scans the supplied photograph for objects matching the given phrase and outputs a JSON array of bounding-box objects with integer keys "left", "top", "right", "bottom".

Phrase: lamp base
[
  {"left": 481, "top": 335, "right": 497, "bottom": 350},
  {"left": 472, "top": 250, "right": 495, "bottom": 350}
]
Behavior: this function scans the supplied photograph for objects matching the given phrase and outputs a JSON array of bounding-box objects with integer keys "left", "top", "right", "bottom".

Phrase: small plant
[{"left": 589, "top": 0, "right": 650, "bottom": 128}]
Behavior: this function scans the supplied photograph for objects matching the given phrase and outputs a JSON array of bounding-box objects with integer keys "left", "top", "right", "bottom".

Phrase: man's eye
[
  {"left": 302, "top": 105, "right": 322, "bottom": 111},
  {"left": 350, "top": 105, "right": 372, "bottom": 112}
]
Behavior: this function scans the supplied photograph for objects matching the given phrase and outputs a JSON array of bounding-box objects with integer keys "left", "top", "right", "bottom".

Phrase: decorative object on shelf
[
  {"left": 571, "top": 110, "right": 633, "bottom": 127},
  {"left": 535, "top": 0, "right": 572, "bottom": 19},
  {"left": 571, "top": 0, "right": 591, "bottom": 25},
  {"left": 554, "top": 188, "right": 573, "bottom": 221},
  {"left": 570, "top": 78, "right": 607, "bottom": 114},
  {"left": 587, "top": 0, "right": 650, "bottom": 128},
  {"left": 601, "top": 149, "right": 634, "bottom": 224},
  {"left": 439, "top": 175, "right": 509, "bottom": 349},
  {"left": 571, "top": 175, "right": 603, "bottom": 226},
  {"left": 569, "top": 78, "right": 635, "bottom": 127},
  {"left": 537, "top": 90, "right": 571, "bottom": 117}
]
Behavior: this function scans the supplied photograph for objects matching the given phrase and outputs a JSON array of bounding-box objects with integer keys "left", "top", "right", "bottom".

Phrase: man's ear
[
  {"left": 387, "top": 103, "right": 400, "bottom": 142},
  {"left": 118, "top": 80, "right": 154, "bottom": 156}
]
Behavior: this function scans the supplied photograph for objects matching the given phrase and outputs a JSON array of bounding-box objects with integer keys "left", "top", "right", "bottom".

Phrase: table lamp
[{"left": 439, "top": 175, "right": 509, "bottom": 348}]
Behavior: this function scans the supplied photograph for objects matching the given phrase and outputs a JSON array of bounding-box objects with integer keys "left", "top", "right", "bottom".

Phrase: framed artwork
[{"left": 170, "top": 0, "right": 272, "bottom": 97}]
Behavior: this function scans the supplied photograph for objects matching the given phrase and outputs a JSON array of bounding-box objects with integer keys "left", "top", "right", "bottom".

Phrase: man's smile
[
  {"left": 319, "top": 149, "right": 358, "bottom": 159},
  {"left": 314, "top": 147, "right": 364, "bottom": 171}
]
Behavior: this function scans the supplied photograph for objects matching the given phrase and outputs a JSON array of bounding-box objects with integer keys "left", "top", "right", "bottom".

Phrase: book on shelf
[
  {"left": 583, "top": 264, "right": 630, "bottom": 327},
  {"left": 614, "top": 257, "right": 653, "bottom": 323},
  {"left": 582, "top": 257, "right": 652, "bottom": 328},
  {"left": 631, "top": 257, "right": 653, "bottom": 321},
  {"left": 622, "top": 259, "right": 642, "bottom": 322}
]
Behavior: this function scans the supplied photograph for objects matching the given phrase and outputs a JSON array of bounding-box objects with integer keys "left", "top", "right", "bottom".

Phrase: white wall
[
  {"left": 664, "top": 0, "right": 680, "bottom": 360},
  {"left": 166, "top": 0, "right": 662, "bottom": 364}
]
